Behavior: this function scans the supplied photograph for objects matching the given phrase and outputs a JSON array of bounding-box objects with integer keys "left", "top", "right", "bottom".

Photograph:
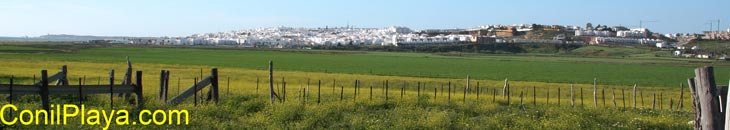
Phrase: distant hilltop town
[{"left": 80, "top": 23, "right": 729, "bottom": 49}]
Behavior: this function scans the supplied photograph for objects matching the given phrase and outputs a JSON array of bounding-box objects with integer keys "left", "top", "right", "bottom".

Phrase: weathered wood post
[
  {"left": 633, "top": 83, "right": 637, "bottom": 108},
  {"left": 369, "top": 82, "right": 373, "bottom": 100},
  {"left": 269, "top": 60, "right": 275, "bottom": 104},
  {"left": 680, "top": 82, "right": 684, "bottom": 109},
  {"left": 652, "top": 93, "right": 656, "bottom": 109},
  {"left": 602, "top": 87, "right": 606, "bottom": 107},
  {"left": 641, "top": 90, "right": 644, "bottom": 107},
  {"left": 434, "top": 87, "right": 437, "bottom": 100},
  {"left": 109, "top": 69, "right": 114, "bottom": 109},
  {"left": 385, "top": 80, "right": 389, "bottom": 102},
  {"left": 211, "top": 68, "right": 219, "bottom": 103},
  {"left": 503, "top": 79, "right": 508, "bottom": 97},
  {"left": 256, "top": 77, "right": 259, "bottom": 95},
  {"left": 726, "top": 79, "right": 730, "bottom": 130},
  {"left": 78, "top": 77, "right": 82, "bottom": 105},
  {"left": 690, "top": 66, "right": 723, "bottom": 129},
  {"left": 622, "top": 89, "right": 625, "bottom": 108},
  {"left": 340, "top": 85, "right": 344, "bottom": 101},
  {"left": 659, "top": 92, "right": 662, "bottom": 110},
  {"left": 593, "top": 78, "right": 598, "bottom": 108},
  {"left": 533, "top": 86, "right": 536, "bottom": 106},
  {"left": 688, "top": 78, "right": 700, "bottom": 129},
  {"left": 448, "top": 81, "right": 451, "bottom": 102},
  {"left": 476, "top": 82, "right": 480, "bottom": 100},
  {"left": 317, "top": 80, "right": 322, "bottom": 104},
  {"left": 40, "top": 70, "right": 50, "bottom": 111},
  {"left": 546, "top": 87, "right": 550, "bottom": 105},
  {"left": 492, "top": 88, "right": 496, "bottom": 103},
  {"left": 558, "top": 87, "right": 561, "bottom": 106},
  {"left": 401, "top": 81, "right": 405, "bottom": 101},
  {"left": 354, "top": 80, "right": 358, "bottom": 102},
  {"left": 581, "top": 87, "right": 584, "bottom": 106},
  {"left": 417, "top": 81, "right": 421, "bottom": 98},
  {"left": 227, "top": 77, "right": 230, "bottom": 95},
  {"left": 194, "top": 78, "right": 197, "bottom": 106},
  {"left": 159, "top": 70, "right": 167, "bottom": 101},
  {"left": 332, "top": 79, "right": 336, "bottom": 94},
  {"left": 9, "top": 76, "right": 14, "bottom": 104},
  {"left": 612, "top": 89, "right": 616, "bottom": 108},
  {"left": 464, "top": 75, "right": 469, "bottom": 102},
  {"left": 134, "top": 71, "right": 143, "bottom": 107},
  {"left": 520, "top": 90, "right": 523, "bottom": 105},
  {"left": 571, "top": 84, "right": 574, "bottom": 107}
]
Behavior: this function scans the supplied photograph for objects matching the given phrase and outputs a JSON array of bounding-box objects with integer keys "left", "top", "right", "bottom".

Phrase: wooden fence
[
  {"left": 0, "top": 67, "right": 144, "bottom": 110},
  {"left": 166, "top": 68, "right": 219, "bottom": 106}
]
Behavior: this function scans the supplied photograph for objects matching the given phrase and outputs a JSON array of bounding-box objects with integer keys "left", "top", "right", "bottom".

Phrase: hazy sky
[{"left": 1, "top": 0, "right": 728, "bottom": 37}]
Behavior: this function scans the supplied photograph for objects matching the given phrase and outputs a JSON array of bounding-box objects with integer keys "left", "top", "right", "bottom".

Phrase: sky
[{"left": 1, "top": 0, "right": 728, "bottom": 37}]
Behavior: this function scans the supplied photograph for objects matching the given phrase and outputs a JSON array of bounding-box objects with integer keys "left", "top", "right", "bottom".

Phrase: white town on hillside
[{"left": 91, "top": 23, "right": 729, "bottom": 52}]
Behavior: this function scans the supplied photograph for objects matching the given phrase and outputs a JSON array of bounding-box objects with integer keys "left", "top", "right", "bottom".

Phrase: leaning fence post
[
  {"left": 680, "top": 82, "right": 684, "bottom": 109},
  {"left": 633, "top": 83, "right": 637, "bottom": 108},
  {"left": 40, "top": 70, "right": 50, "bottom": 111}
]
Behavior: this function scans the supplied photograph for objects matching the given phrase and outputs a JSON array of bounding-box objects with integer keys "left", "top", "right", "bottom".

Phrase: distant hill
[{"left": 0, "top": 34, "right": 155, "bottom": 42}]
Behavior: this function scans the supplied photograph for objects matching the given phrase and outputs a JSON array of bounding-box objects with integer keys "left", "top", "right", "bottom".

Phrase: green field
[
  {"left": 0, "top": 43, "right": 728, "bottom": 87},
  {"left": 0, "top": 43, "right": 717, "bottom": 129}
]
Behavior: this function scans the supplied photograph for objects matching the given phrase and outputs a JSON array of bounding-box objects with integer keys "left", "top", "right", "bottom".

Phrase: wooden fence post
[
  {"left": 612, "top": 89, "right": 616, "bottom": 108},
  {"left": 633, "top": 83, "right": 637, "bottom": 108},
  {"left": 571, "top": 84, "right": 574, "bottom": 107},
  {"left": 109, "top": 69, "right": 114, "bottom": 109},
  {"left": 692, "top": 66, "right": 723, "bottom": 129},
  {"left": 533, "top": 86, "right": 536, "bottom": 106},
  {"left": 211, "top": 68, "right": 219, "bottom": 103},
  {"left": 680, "top": 82, "right": 684, "bottom": 109},
  {"left": 134, "top": 71, "right": 143, "bottom": 107},
  {"left": 448, "top": 81, "right": 451, "bottom": 103},
  {"left": 369, "top": 82, "right": 373, "bottom": 100},
  {"left": 492, "top": 88, "right": 496, "bottom": 103},
  {"left": 194, "top": 78, "right": 197, "bottom": 106},
  {"left": 401, "top": 81, "right": 405, "bottom": 101},
  {"left": 558, "top": 87, "right": 561, "bottom": 106},
  {"left": 622, "top": 89, "right": 625, "bottom": 109},
  {"left": 78, "top": 77, "right": 82, "bottom": 105},
  {"left": 317, "top": 80, "right": 322, "bottom": 104},
  {"left": 547, "top": 88, "right": 550, "bottom": 105},
  {"left": 417, "top": 81, "right": 421, "bottom": 98},
  {"left": 476, "top": 82, "right": 480, "bottom": 100},
  {"left": 688, "top": 78, "right": 701, "bottom": 129},
  {"left": 593, "top": 78, "right": 597, "bottom": 108},
  {"left": 652, "top": 93, "right": 656, "bottom": 109},
  {"left": 503, "top": 79, "right": 508, "bottom": 97},
  {"left": 602, "top": 87, "right": 605, "bottom": 107},
  {"left": 520, "top": 90, "right": 523, "bottom": 105},
  {"left": 340, "top": 85, "right": 344, "bottom": 101},
  {"left": 269, "top": 60, "right": 275, "bottom": 104},
  {"left": 159, "top": 70, "right": 166, "bottom": 101},
  {"left": 385, "top": 80, "right": 389, "bottom": 102},
  {"left": 464, "top": 75, "right": 469, "bottom": 102},
  {"left": 581, "top": 87, "right": 584, "bottom": 106},
  {"left": 40, "top": 70, "right": 50, "bottom": 111}
]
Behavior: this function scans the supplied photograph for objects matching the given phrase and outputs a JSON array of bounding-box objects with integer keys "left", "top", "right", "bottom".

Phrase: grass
[
  {"left": 0, "top": 44, "right": 728, "bottom": 87},
  {"left": 0, "top": 59, "right": 694, "bottom": 129}
]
